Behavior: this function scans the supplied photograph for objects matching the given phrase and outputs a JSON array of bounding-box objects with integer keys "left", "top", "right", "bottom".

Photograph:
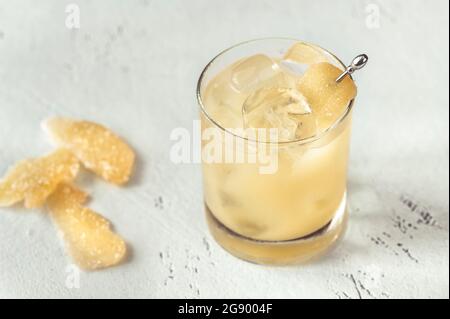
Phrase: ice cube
[
  {"left": 203, "top": 73, "right": 246, "bottom": 128},
  {"left": 242, "top": 87, "right": 317, "bottom": 141},
  {"left": 215, "top": 107, "right": 244, "bottom": 129},
  {"left": 231, "top": 54, "right": 285, "bottom": 93},
  {"left": 205, "top": 76, "right": 244, "bottom": 111},
  {"left": 290, "top": 113, "right": 318, "bottom": 139},
  {"left": 219, "top": 191, "right": 240, "bottom": 207},
  {"left": 284, "top": 42, "right": 329, "bottom": 65},
  {"left": 279, "top": 60, "right": 309, "bottom": 78},
  {"left": 298, "top": 62, "right": 357, "bottom": 130}
]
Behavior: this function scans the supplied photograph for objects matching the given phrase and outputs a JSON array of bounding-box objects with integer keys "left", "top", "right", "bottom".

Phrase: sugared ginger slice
[
  {"left": 284, "top": 42, "right": 329, "bottom": 65},
  {"left": 298, "top": 62, "right": 357, "bottom": 129},
  {"left": 47, "top": 183, "right": 127, "bottom": 270},
  {"left": 42, "top": 118, "right": 135, "bottom": 185},
  {"left": 0, "top": 149, "right": 79, "bottom": 208}
]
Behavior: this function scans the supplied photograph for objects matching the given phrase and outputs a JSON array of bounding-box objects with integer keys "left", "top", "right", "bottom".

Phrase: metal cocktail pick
[{"left": 336, "top": 54, "right": 369, "bottom": 83}]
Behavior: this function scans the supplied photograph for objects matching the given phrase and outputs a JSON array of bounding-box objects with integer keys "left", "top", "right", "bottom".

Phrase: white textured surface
[{"left": 0, "top": 0, "right": 448, "bottom": 299}]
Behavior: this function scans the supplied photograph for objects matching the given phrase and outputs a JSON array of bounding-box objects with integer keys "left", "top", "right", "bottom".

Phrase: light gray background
[{"left": 0, "top": 0, "right": 448, "bottom": 299}]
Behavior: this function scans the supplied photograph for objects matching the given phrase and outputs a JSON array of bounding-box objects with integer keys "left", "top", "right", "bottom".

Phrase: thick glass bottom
[{"left": 205, "top": 193, "right": 348, "bottom": 265}]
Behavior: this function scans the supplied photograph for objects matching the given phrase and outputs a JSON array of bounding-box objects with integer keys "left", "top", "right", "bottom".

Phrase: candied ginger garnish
[
  {"left": 42, "top": 118, "right": 135, "bottom": 185},
  {"left": 298, "top": 62, "right": 357, "bottom": 129},
  {"left": 47, "top": 183, "right": 127, "bottom": 270},
  {"left": 0, "top": 149, "right": 79, "bottom": 208}
]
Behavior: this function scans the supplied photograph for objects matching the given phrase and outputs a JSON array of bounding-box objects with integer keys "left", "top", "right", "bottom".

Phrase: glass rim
[{"left": 196, "top": 37, "right": 355, "bottom": 146}]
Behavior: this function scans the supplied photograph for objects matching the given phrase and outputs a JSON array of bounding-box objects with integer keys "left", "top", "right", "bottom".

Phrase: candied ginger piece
[
  {"left": 0, "top": 149, "right": 79, "bottom": 208},
  {"left": 298, "top": 62, "right": 357, "bottom": 129},
  {"left": 283, "top": 42, "right": 329, "bottom": 64},
  {"left": 42, "top": 118, "right": 135, "bottom": 185},
  {"left": 47, "top": 183, "right": 127, "bottom": 270}
]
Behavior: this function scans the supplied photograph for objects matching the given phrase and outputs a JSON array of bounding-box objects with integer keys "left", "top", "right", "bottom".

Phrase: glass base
[{"left": 205, "top": 193, "right": 348, "bottom": 265}]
